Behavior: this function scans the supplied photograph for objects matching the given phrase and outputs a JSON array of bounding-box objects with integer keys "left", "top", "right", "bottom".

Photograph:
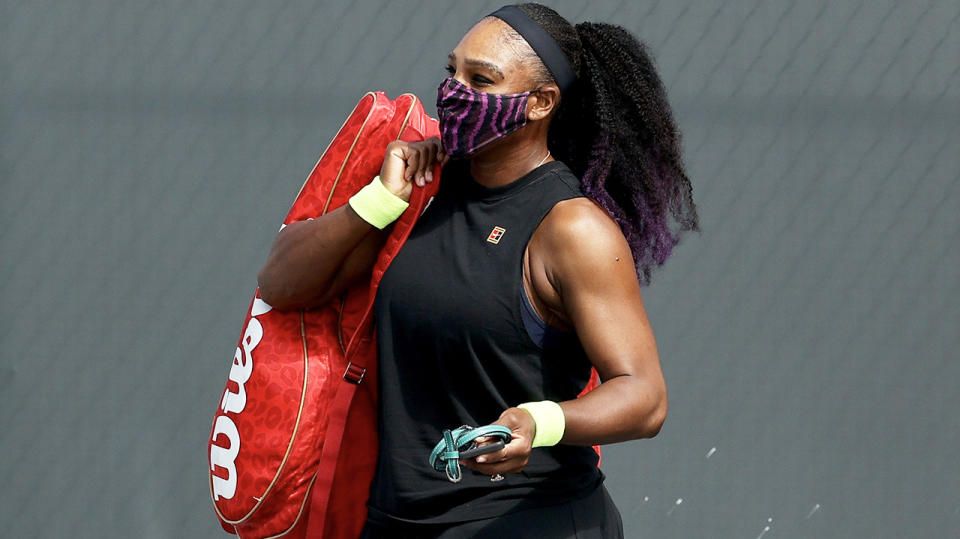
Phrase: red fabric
[
  {"left": 207, "top": 92, "right": 600, "bottom": 538},
  {"left": 207, "top": 93, "right": 441, "bottom": 538}
]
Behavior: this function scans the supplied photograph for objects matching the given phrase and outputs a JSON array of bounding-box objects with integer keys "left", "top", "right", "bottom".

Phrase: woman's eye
[
  {"left": 444, "top": 65, "right": 455, "bottom": 75},
  {"left": 473, "top": 75, "right": 494, "bottom": 85}
]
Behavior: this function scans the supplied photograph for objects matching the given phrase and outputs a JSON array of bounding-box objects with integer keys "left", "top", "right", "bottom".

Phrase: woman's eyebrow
[{"left": 448, "top": 53, "right": 505, "bottom": 79}]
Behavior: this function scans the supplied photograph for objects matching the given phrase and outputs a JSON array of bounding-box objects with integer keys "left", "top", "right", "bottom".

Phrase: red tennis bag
[
  {"left": 207, "top": 92, "right": 602, "bottom": 538},
  {"left": 207, "top": 92, "right": 443, "bottom": 538}
]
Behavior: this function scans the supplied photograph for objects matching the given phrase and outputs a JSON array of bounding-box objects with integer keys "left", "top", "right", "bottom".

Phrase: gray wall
[{"left": 1, "top": 1, "right": 957, "bottom": 537}]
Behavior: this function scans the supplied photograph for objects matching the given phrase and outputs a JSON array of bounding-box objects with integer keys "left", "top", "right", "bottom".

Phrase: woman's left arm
[
  {"left": 543, "top": 199, "right": 667, "bottom": 444},
  {"left": 464, "top": 199, "right": 666, "bottom": 474}
]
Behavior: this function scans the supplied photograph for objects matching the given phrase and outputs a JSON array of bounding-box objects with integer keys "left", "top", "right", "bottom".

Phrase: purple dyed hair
[{"left": 508, "top": 4, "right": 700, "bottom": 284}]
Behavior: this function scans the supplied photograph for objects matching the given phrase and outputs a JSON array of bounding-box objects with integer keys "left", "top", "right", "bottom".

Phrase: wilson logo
[{"left": 209, "top": 297, "right": 272, "bottom": 501}]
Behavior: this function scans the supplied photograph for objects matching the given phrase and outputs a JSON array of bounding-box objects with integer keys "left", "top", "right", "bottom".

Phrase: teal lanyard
[{"left": 428, "top": 425, "right": 513, "bottom": 483}]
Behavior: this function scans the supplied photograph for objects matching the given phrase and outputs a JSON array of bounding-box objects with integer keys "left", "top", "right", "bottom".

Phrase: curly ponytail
[{"left": 508, "top": 3, "right": 699, "bottom": 285}]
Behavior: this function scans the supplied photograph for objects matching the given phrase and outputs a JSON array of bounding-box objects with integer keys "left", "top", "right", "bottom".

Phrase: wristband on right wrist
[{"left": 347, "top": 175, "right": 409, "bottom": 229}]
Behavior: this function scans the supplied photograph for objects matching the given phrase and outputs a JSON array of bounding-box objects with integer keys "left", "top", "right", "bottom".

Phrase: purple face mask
[{"left": 436, "top": 77, "right": 535, "bottom": 159}]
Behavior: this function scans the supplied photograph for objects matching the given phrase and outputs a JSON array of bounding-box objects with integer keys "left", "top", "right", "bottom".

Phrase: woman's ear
[{"left": 527, "top": 84, "right": 560, "bottom": 121}]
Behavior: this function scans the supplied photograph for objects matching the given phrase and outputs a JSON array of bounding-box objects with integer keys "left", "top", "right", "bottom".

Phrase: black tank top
[{"left": 367, "top": 160, "right": 603, "bottom": 525}]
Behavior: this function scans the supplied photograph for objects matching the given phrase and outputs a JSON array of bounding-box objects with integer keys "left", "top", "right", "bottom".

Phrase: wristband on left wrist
[{"left": 517, "top": 400, "right": 565, "bottom": 448}]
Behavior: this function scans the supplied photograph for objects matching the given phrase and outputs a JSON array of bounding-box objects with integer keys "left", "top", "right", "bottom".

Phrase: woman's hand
[
  {"left": 460, "top": 407, "right": 536, "bottom": 477},
  {"left": 379, "top": 137, "right": 448, "bottom": 201}
]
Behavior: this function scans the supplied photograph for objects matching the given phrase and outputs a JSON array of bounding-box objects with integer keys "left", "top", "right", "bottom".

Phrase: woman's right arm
[
  {"left": 257, "top": 207, "right": 387, "bottom": 310},
  {"left": 257, "top": 138, "right": 446, "bottom": 311}
]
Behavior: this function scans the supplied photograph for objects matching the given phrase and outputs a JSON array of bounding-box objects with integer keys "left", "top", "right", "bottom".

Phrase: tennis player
[{"left": 258, "top": 3, "right": 698, "bottom": 537}]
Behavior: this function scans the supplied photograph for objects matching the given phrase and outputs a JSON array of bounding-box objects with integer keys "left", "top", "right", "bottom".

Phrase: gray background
[{"left": 1, "top": 0, "right": 957, "bottom": 537}]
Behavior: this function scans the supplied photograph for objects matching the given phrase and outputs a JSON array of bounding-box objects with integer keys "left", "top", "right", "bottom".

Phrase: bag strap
[{"left": 304, "top": 362, "right": 366, "bottom": 538}]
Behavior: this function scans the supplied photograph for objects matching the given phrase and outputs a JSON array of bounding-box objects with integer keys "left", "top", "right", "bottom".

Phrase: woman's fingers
[
  {"left": 380, "top": 141, "right": 414, "bottom": 201},
  {"left": 404, "top": 149, "right": 421, "bottom": 184},
  {"left": 459, "top": 433, "right": 531, "bottom": 476},
  {"left": 457, "top": 406, "right": 537, "bottom": 476},
  {"left": 418, "top": 138, "right": 442, "bottom": 185},
  {"left": 380, "top": 138, "right": 444, "bottom": 195},
  {"left": 474, "top": 446, "right": 509, "bottom": 465},
  {"left": 459, "top": 448, "right": 526, "bottom": 475},
  {"left": 422, "top": 144, "right": 437, "bottom": 183},
  {"left": 417, "top": 147, "right": 431, "bottom": 186}
]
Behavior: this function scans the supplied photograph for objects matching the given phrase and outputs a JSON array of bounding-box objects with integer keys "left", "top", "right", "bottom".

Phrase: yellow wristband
[
  {"left": 517, "top": 400, "right": 565, "bottom": 448},
  {"left": 348, "top": 175, "right": 409, "bottom": 229}
]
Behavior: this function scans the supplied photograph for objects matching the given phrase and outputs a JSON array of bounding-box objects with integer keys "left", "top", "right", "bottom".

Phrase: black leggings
[{"left": 360, "top": 484, "right": 624, "bottom": 539}]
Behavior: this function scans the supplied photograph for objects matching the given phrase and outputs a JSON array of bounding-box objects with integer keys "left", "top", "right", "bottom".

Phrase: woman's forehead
[{"left": 450, "top": 17, "right": 531, "bottom": 77}]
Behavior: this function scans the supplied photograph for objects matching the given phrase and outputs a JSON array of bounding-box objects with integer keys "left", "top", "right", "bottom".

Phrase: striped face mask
[{"left": 436, "top": 77, "right": 535, "bottom": 159}]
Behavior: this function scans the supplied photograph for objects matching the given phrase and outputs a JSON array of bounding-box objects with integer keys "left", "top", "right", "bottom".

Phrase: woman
[{"left": 258, "top": 3, "right": 698, "bottom": 537}]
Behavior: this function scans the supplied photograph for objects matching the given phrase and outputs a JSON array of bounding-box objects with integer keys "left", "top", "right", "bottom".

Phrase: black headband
[{"left": 489, "top": 6, "right": 577, "bottom": 93}]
